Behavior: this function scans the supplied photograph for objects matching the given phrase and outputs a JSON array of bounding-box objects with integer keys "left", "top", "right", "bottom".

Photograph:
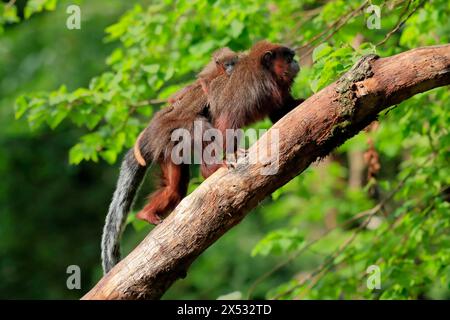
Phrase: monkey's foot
[{"left": 136, "top": 210, "right": 162, "bottom": 225}]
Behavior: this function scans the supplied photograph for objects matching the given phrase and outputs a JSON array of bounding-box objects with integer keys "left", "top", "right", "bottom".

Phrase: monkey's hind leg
[{"left": 136, "top": 161, "right": 189, "bottom": 225}]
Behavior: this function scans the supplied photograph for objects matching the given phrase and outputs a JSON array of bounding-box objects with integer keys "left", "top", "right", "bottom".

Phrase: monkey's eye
[
  {"left": 284, "top": 50, "right": 295, "bottom": 63},
  {"left": 284, "top": 54, "right": 294, "bottom": 64},
  {"left": 283, "top": 48, "right": 295, "bottom": 63}
]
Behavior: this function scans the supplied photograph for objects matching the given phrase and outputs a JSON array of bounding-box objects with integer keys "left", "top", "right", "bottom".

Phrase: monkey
[
  {"left": 101, "top": 41, "right": 303, "bottom": 274},
  {"left": 211, "top": 41, "right": 303, "bottom": 125},
  {"left": 201, "top": 40, "right": 304, "bottom": 176},
  {"left": 131, "top": 50, "right": 241, "bottom": 222},
  {"left": 134, "top": 47, "right": 239, "bottom": 167},
  {"left": 197, "top": 47, "right": 239, "bottom": 95},
  {"left": 102, "top": 48, "right": 239, "bottom": 274}
]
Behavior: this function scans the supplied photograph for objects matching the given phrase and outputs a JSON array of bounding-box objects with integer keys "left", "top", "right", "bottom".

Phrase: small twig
[
  {"left": 293, "top": 1, "right": 370, "bottom": 52},
  {"left": 426, "top": 125, "right": 438, "bottom": 154},
  {"left": 383, "top": 104, "right": 398, "bottom": 116},
  {"left": 6, "top": 0, "right": 17, "bottom": 8},
  {"left": 298, "top": 0, "right": 370, "bottom": 60},
  {"left": 293, "top": 8, "right": 354, "bottom": 51},
  {"left": 376, "top": 0, "right": 427, "bottom": 46},
  {"left": 287, "top": 6, "right": 325, "bottom": 47}
]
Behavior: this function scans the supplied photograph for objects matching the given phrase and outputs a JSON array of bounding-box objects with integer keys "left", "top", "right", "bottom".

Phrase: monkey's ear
[{"left": 262, "top": 50, "right": 274, "bottom": 67}]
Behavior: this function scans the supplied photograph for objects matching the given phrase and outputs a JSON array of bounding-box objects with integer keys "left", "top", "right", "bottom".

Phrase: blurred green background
[{"left": 0, "top": 0, "right": 449, "bottom": 299}]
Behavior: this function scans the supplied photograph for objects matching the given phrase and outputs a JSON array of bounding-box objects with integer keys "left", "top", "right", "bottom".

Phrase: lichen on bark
[{"left": 335, "top": 54, "right": 379, "bottom": 118}]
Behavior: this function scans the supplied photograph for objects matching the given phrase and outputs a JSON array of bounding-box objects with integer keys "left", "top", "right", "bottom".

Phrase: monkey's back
[
  {"left": 208, "top": 56, "right": 283, "bottom": 130},
  {"left": 139, "top": 84, "right": 210, "bottom": 163}
]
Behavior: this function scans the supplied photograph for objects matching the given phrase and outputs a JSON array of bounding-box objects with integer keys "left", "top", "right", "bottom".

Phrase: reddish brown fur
[
  {"left": 167, "top": 47, "right": 238, "bottom": 104},
  {"left": 202, "top": 40, "right": 304, "bottom": 174},
  {"left": 134, "top": 48, "right": 238, "bottom": 167},
  {"left": 134, "top": 41, "right": 303, "bottom": 225},
  {"left": 136, "top": 161, "right": 189, "bottom": 224},
  {"left": 134, "top": 48, "right": 238, "bottom": 224}
]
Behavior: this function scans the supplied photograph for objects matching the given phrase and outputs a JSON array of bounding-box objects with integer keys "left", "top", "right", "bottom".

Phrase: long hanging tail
[{"left": 101, "top": 149, "right": 147, "bottom": 274}]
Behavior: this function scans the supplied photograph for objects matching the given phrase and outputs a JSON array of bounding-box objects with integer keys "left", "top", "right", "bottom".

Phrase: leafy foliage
[
  {"left": 2, "top": 0, "right": 450, "bottom": 299},
  {"left": 0, "top": 0, "right": 57, "bottom": 33}
]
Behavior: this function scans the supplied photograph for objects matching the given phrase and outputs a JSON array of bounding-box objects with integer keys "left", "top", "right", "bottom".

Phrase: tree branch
[{"left": 82, "top": 45, "right": 450, "bottom": 300}]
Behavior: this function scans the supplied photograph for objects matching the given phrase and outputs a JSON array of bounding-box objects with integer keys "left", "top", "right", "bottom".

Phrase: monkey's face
[
  {"left": 216, "top": 55, "right": 238, "bottom": 76},
  {"left": 224, "top": 58, "right": 237, "bottom": 75},
  {"left": 262, "top": 47, "right": 300, "bottom": 85}
]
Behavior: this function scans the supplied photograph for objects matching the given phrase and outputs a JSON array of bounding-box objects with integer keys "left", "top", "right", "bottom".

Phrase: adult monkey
[{"left": 101, "top": 41, "right": 303, "bottom": 274}]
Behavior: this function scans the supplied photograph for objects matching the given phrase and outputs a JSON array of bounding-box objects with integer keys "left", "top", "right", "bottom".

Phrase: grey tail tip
[{"left": 100, "top": 149, "right": 147, "bottom": 275}]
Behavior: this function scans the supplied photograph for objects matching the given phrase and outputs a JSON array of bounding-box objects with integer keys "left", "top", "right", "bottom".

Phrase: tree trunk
[{"left": 83, "top": 45, "right": 450, "bottom": 300}]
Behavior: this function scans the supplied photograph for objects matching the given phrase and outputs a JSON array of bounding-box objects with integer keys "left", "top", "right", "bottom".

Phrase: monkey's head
[
  {"left": 220, "top": 58, "right": 237, "bottom": 76},
  {"left": 213, "top": 47, "right": 239, "bottom": 76},
  {"left": 250, "top": 41, "right": 300, "bottom": 85},
  {"left": 198, "top": 47, "right": 239, "bottom": 80}
]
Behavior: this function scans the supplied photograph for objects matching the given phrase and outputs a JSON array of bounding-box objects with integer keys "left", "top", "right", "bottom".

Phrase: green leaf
[
  {"left": 48, "top": 105, "right": 69, "bottom": 129},
  {"left": 252, "top": 229, "right": 304, "bottom": 257},
  {"left": 24, "top": 0, "right": 57, "bottom": 19},
  {"left": 14, "top": 95, "right": 29, "bottom": 119},
  {"left": 217, "top": 291, "right": 242, "bottom": 300},
  {"left": 2, "top": 4, "right": 20, "bottom": 23},
  {"left": 141, "top": 64, "right": 160, "bottom": 74},
  {"left": 69, "top": 144, "right": 85, "bottom": 165},
  {"left": 312, "top": 43, "right": 333, "bottom": 62},
  {"left": 230, "top": 20, "right": 244, "bottom": 38},
  {"left": 100, "top": 150, "right": 118, "bottom": 164}
]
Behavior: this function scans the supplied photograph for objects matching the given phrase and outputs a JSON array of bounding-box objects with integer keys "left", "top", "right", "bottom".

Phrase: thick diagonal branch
[{"left": 83, "top": 45, "right": 450, "bottom": 300}]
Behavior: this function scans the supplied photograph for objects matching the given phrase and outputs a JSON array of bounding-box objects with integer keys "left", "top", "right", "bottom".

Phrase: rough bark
[{"left": 83, "top": 45, "right": 450, "bottom": 300}]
